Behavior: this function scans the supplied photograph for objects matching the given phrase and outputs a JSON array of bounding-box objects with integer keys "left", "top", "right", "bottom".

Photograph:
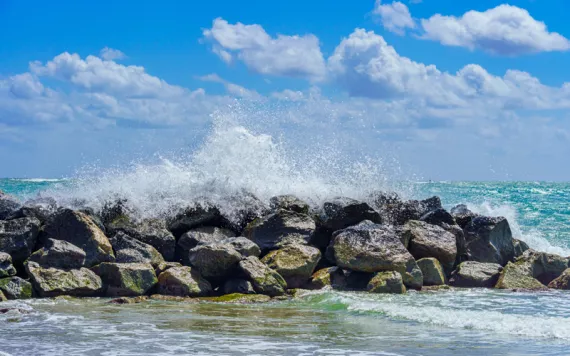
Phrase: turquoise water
[{"left": 2, "top": 179, "right": 570, "bottom": 355}]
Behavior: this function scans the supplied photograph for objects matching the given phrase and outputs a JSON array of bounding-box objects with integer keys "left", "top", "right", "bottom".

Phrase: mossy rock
[
  {"left": 416, "top": 258, "right": 446, "bottom": 286},
  {"left": 93, "top": 262, "right": 157, "bottom": 297},
  {"left": 26, "top": 262, "right": 102, "bottom": 298},
  {"left": 0, "top": 289, "right": 7, "bottom": 302},
  {"left": 0, "top": 276, "right": 33, "bottom": 299},
  {"left": 287, "top": 288, "right": 313, "bottom": 298},
  {"left": 421, "top": 285, "right": 452, "bottom": 292},
  {"left": 149, "top": 294, "right": 198, "bottom": 303},
  {"left": 261, "top": 244, "right": 321, "bottom": 288},
  {"left": 367, "top": 271, "right": 406, "bottom": 294},
  {"left": 108, "top": 296, "right": 149, "bottom": 304},
  {"left": 0, "top": 252, "right": 17, "bottom": 278},
  {"left": 198, "top": 293, "right": 271, "bottom": 304},
  {"left": 238, "top": 256, "right": 287, "bottom": 296},
  {"left": 495, "top": 262, "right": 547, "bottom": 290},
  {"left": 157, "top": 266, "right": 212, "bottom": 297}
]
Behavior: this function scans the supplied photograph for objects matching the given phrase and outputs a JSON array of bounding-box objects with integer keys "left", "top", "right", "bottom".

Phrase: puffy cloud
[
  {"left": 198, "top": 73, "right": 261, "bottom": 99},
  {"left": 328, "top": 28, "right": 570, "bottom": 112},
  {"left": 30, "top": 52, "right": 186, "bottom": 98},
  {"left": 373, "top": 1, "right": 416, "bottom": 35},
  {"left": 100, "top": 47, "right": 127, "bottom": 61},
  {"left": 420, "top": 4, "right": 570, "bottom": 55},
  {"left": 203, "top": 18, "right": 326, "bottom": 81}
]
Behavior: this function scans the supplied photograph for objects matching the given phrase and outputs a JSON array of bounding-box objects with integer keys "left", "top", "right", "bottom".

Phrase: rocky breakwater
[{"left": 1, "top": 190, "right": 569, "bottom": 305}]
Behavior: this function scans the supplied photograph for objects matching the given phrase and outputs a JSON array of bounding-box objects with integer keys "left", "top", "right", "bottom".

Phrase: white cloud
[
  {"left": 100, "top": 47, "right": 127, "bottom": 61},
  {"left": 373, "top": 1, "right": 416, "bottom": 35},
  {"left": 328, "top": 28, "right": 570, "bottom": 113},
  {"left": 198, "top": 73, "right": 261, "bottom": 99},
  {"left": 420, "top": 4, "right": 570, "bottom": 55},
  {"left": 30, "top": 52, "right": 186, "bottom": 98},
  {"left": 203, "top": 18, "right": 326, "bottom": 81}
]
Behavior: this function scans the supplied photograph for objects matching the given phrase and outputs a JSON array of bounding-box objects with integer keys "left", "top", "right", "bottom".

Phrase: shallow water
[{"left": 2, "top": 289, "right": 570, "bottom": 355}]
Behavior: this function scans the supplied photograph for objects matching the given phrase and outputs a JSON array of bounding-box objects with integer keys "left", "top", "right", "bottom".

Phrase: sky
[{"left": 1, "top": 0, "right": 570, "bottom": 181}]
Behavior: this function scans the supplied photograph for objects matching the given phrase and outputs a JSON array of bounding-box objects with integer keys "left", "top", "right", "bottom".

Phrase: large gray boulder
[
  {"left": 420, "top": 208, "right": 456, "bottom": 227},
  {"left": 238, "top": 256, "right": 287, "bottom": 296},
  {"left": 270, "top": 195, "right": 310, "bottom": 214},
  {"left": 0, "top": 252, "right": 17, "bottom": 278},
  {"left": 328, "top": 221, "right": 423, "bottom": 289},
  {"left": 0, "top": 191, "right": 20, "bottom": 220},
  {"left": 321, "top": 197, "right": 382, "bottom": 231},
  {"left": 92, "top": 262, "right": 157, "bottom": 297},
  {"left": 177, "top": 226, "right": 234, "bottom": 264},
  {"left": 167, "top": 204, "right": 229, "bottom": 237},
  {"left": 188, "top": 242, "right": 242, "bottom": 281},
  {"left": 464, "top": 216, "right": 515, "bottom": 266},
  {"left": 42, "top": 209, "right": 115, "bottom": 267},
  {"left": 367, "top": 271, "right": 406, "bottom": 294},
  {"left": 449, "top": 261, "right": 503, "bottom": 288},
  {"left": 27, "top": 239, "right": 86, "bottom": 269},
  {"left": 0, "top": 217, "right": 41, "bottom": 265},
  {"left": 109, "top": 232, "right": 165, "bottom": 267},
  {"left": 404, "top": 220, "right": 457, "bottom": 269},
  {"left": 243, "top": 209, "right": 315, "bottom": 251},
  {"left": 157, "top": 266, "right": 212, "bottom": 297},
  {"left": 26, "top": 261, "right": 102, "bottom": 297},
  {"left": 379, "top": 196, "right": 441, "bottom": 226},
  {"left": 515, "top": 249, "right": 569, "bottom": 285},
  {"left": 108, "top": 218, "right": 176, "bottom": 261},
  {"left": 513, "top": 239, "right": 530, "bottom": 258},
  {"left": 0, "top": 276, "right": 33, "bottom": 299},
  {"left": 261, "top": 244, "right": 321, "bottom": 288}
]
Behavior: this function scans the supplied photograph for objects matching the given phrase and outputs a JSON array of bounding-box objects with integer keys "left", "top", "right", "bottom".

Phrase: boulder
[
  {"left": 109, "top": 232, "right": 165, "bottom": 267},
  {"left": 441, "top": 223, "right": 468, "bottom": 263},
  {"left": 495, "top": 262, "right": 547, "bottom": 290},
  {"left": 0, "top": 192, "right": 20, "bottom": 220},
  {"left": 449, "top": 261, "right": 503, "bottom": 288},
  {"left": 157, "top": 266, "right": 212, "bottom": 297},
  {"left": 269, "top": 195, "right": 310, "bottom": 214},
  {"left": 238, "top": 256, "right": 287, "bottom": 296},
  {"left": 464, "top": 216, "right": 515, "bottom": 266},
  {"left": 222, "top": 278, "right": 256, "bottom": 295},
  {"left": 379, "top": 197, "right": 441, "bottom": 226},
  {"left": 404, "top": 220, "right": 457, "bottom": 269},
  {"left": 200, "top": 293, "right": 271, "bottom": 304},
  {"left": 7, "top": 205, "right": 54, "bottom": 225},
  {"left": 108, "top": 218, "right": 176, "bottom": 261},
  {"left": 417, "top": 258, "right": 446, "bottom": 286},
  {"left": 0, "top": 276, "right": 33, "bottom": 299},
  {"left": 221, "top": 237, "right": 261, "bottom": 257},
  {"left": 548, "top": 268, "right": 570, "bottom": 289},
  {"left": 308, "top": 267, "right": 347, "bottom": 290},
  {"left": 261, "top": 244, "right": 321, "bottom": 288},
  {"left": 515, "top": 249, "right": 569, "bottom": 285},
  {"left": 26, "top": 261, "right": 102, "bottom": 297},
  {"left": 42, "top": 209, "right": 114, "bottom": 267},
  {"left": 367, "top": 271, "right": 406, "bottom": 294},
  {"left": 0, "top": 217, "right": 41, "bottom": 265},
  {"left": 27, "top": 239, "right": 86, "bottom": 269},
  {"left": 0, "top": 252, "right": 17, "bottom": 278},
  {"left": 167, "top": 204, "right": 229, "bottom": 238},
  {"left": 321, "top": 197, "right": 382, "bottom": 231},
  {"left": 155, "top": 262, "right": 183, "bottom": 276},
  {"left": 450, "top": 204, "right": 478, "bottom": 228},
  {"left": 328, "top": 221, "right": 423, "bottom": 289},
  {"left": 93, "top": 262, "right": 157, "bottom": 297},
  {"left": 420, "top": 208, "right": 456, "bottom": 227},
  {"left": 243, "top": 209, "right": 315, "bottom": 251},
  {"left": 188, "top": 243, "right": 242, "bottom": 281},
  {"left": 513, "top": 239, "right": 530, "bottom": 258},
  {"left": 177, "top": 227, "right": 234, "bottom": 264}
]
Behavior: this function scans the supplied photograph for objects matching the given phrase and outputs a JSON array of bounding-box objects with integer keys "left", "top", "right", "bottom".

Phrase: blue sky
[{"left": 1, "top": 0, "right": 570, "bottom": 180}]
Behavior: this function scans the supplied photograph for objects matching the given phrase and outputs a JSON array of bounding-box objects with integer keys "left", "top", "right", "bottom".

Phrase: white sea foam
[{"left": 44, "top": 111, "right": 408, "bottom": 220}]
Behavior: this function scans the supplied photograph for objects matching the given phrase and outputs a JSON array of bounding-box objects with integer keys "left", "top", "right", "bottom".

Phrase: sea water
[{"left": 1, "top": 119, "right": 570, "bottom": 355}]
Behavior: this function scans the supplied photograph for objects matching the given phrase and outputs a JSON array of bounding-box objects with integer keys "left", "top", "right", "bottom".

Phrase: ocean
[{"left": 1, "top": 179, "right": 570, "bottom": 355}]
